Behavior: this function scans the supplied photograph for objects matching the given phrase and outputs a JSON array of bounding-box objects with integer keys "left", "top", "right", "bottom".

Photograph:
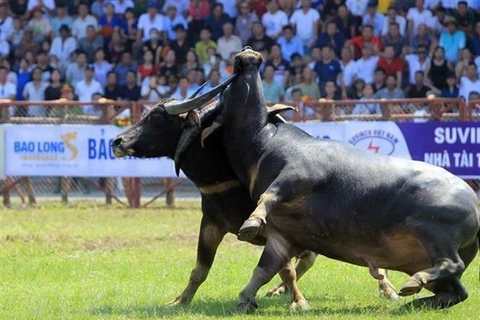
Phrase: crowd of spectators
[{"left": 0, "top": 0, "right": 479, "bottom": 118}]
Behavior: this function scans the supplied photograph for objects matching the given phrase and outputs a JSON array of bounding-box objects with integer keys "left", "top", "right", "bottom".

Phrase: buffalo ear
[{"left": 266, "top": 103, "right": 297, "bottom": 115}]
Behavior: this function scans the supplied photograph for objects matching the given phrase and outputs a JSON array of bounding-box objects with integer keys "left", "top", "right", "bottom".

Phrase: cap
[
  {"left": 147, "top": 1, "right": 158, "bottom": 9},
  {"left": 290, "top": 52, "right": 302, "bottom": 60},
  {"left": 59, "top": 24, "right": 71, "bottom": 33},
  {"left": 85, "top": 64, "right": 94, "bottom": 71},
  {"left": 173, "top": 24, "right": 186, "bottom": 31}
]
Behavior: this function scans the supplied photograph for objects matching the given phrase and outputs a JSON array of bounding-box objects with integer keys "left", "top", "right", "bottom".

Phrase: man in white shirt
[
  {"left": 262, "top": 0, "right": 289, "bottom": 39},
  {"left": 74, "top": 65, "right": 104, "bottom": 115},
  {"left": 459, "top": 62, "right": 480, "bottom": 99},
  {"left": 217, "top": 22, "right": 243, "bottom": 61},
  {"left": 0, "top": 3, "right": 13, "bottom": 42},
  {"left": 407, "top": 0, "right": 433, "bottom": 36},
  {"left": 217, "top": 0, "right": 238, "bottom": 18},
  {"left": 382, "top": 6, "right": 406, "bottom": 36},
  {"left": 346, "top": 0, "right": 369, "bottom": 17},
  {"left": 404, "top": 46, "right": 430, "bottom": 85},
  {"left": 289, "top": 0, "right": 320, "bottom": 50},
  {"left": 72, "top": 2, "right": 98, "bottom": 39},
  {"left": 362, "top": 3, "right": 384, "bottom": 37},
  {"left": 112, "top": 0, "right": 135, "bottom": 15},
  {"left": 161, "top": 0, "right": 189, "bottom": 16},
  {"left": 339, "top": 47, "right": 356, "bottom": 87},
  {"left": 354, "top": 45, "right": 379, "bottom": 84},
  {"left": 137, "top": 2, "right": 165, "bottom": 42},
  {"left": 141, "top": 73, "right": 169, "bottom": 102},
  {"left": 27, "top": 0, "right": 55, "bottom": 14},
  {"left": 23, "top": 67, "right": 49, "bottom": 117},
  {"left": 49, "top": 25, "right": 77, "bottom": 67},
  {"left": 0, "top": 66, "right": 16, "bottom": 117}
]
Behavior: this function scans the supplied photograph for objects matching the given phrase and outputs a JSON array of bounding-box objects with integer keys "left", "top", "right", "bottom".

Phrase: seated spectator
[
  {"left": 45, "top": 69, "right": 63, "bottom": 102},
  {"left": 204, "top": 3, "right": 231, "bottom": 41},
  {"left": 185, "top": 69, "right": 200, "bottom": 92},
  {"left": 470, "top": 22, "right": 480, "bottom": 56},
  {"left": 72, "top": 2, "right": 98, "bottom": 39},
  {"left": 289, "top": 53, "right": 305, "bottom": 80},
  {"left": 98, "top": 3, "right": 127, "bottom": 46},
  {"left": 0, "top": 66, "right": 16, "bottom": 116},
  {"left": 0, "top": 3, "right": 13, "bottom": 43},
  {"left": 203, "top": 51, "right": 224, "bottom": 77},
  {"left": 27, "top": 0, "right": 55, "bottom": 14},
  {"left": 353, "top": 45, "right": 379, "bottom": 84},
  {"left": 66, "top": 50, "right": 87, "bottom": 86},
  {"left": 454, "top": 1, "right": 476, "bottom": 34},
  {"left": 247, "top": 22, "right": 275, "bottom": 54},
  {"left": 51, "top": 3, "right": 73, "bottom": 37},
  {"left": 406, "top": 71, "right": 435, "bottom": 98},
  {"left": 23, "top": 67, "right": 49, "bottom": 117},
  {"left": 382, "top": 22, "right": 407, "bottom": 58},
  {"left": 316, "top": 21, "right": 346, "bottom": 58},
  {"left": 195, "top": 28, "right": 217, "bottom": 64},
  {"left": 404, "top": 45, "right": 431, "bottom": 86},
  {"left": 314, "top": 45, "right": 342, "bottom": 90},
  {"left": 137, "top": 2, "right": 165, "bottom": 43},
  {"left": 406, "top": 0, "right": 433, "bottom": 36},
  {"left": 235, "top": 1, "right": 259, "bottom": 45},
  {"left": 34, "top": 51, "right": 54, "bottom": 82},
  {"left": 289, "top": 0, "right": 320, "bottom": 52},
  {"left": 374, "top": 75, "right": 405, "bottom": 99},
  {"left": 352, "top": 84, "right": 381, "bottom": 116},
  {"left": 143, "top": 28, "right": 166, "bottom": 65},
  {"left": 468, "top": 92, "right": 479, "bottom": 106},
  {"left": 93, "top": 48, "right": 112, "bottom": 86},
  {"left": 372, "top": 67, "right": 386, "bottom": 93},
  {"left": 163, "top": 4, "right": 188, "bottom": 42},
  {"left": 377, "top": 45, "right": 403, "bottom": 86},
  {"left": 264, "top": 44, "right": 290, "bottom": 86},
  {"left": 430, "top": 6, "right": 449, "bottom": 36},
  {"left": 75, "top": 65, "right": 104, "bottom": 115},
  {"left": 188, "top": 0, "right": 210, "bottom": 43},
  {"left": 338, "top": 46, "right": 356, "bottom": 88},
  {"left": 348, "top": 25, "right": 381, "bottom": 59},
  {"left": 439, "top": 19, "right": 466, "bottom": 64},
  {"left": 284, "top": 71, "right": 302, "bottom": 102},
  {"left": 15, "top": 59, "right": 32, "bottom": 102},
  {"left": 217, "top": 22, "right": 243, "bottom": 61},
  {"left": 27, "top": 6, "right": 52, "bottom": 43},
  {"left": 170, "top": 24, "right": 192, "bottom": 65},
  {"left": 90, "top": 0, "right": 106, "bottom": 18},
  {"left": 162, "top": 0, "right": 189, "bottom": 16},
  {"left": 322, "top": 0, "right": 345, "bottom": 22},
  {"left": 298, "top": 66, "right": 321, "bottom": 101},
  {"left": 79, "top": 25, "right": 104, "bottom": 63},
  {"left": 0, "top": 37, "right": 10, "bottom": 60},
  {"left": 114, "top": 52, "right": 137, "bottom": 87},
  {"left": 348, "top": 78, "right": 366, "bottom": 99},
  {"left": 201, "top": 69, "right": 222, "bottom": 93},
  {"left": 7, "top": 18, "right": 24, "bottom": 50},
  {"left": 382, "top": 6, "right": 406, "bottom": 36},
  {"left": 141, "top": 72, "right": 169, "bottom": 101},
  {"left": 410, "top": 23, "right": 435, "bottom": 54},
  {"left": 113, "top": 0, "right": 135, "bottom": 15},
  {"left": 137, "top": 50, "right": 159, "bottom": 82},
  {"left": 107, "top": 31, "right": 129, "bottom": 65},
  {"left": 335, "top": 4, "right": 356, "bottom": 40},
  {"left": 49, "top": 25, "right": 77, "bottom": 67},
  {"left": 277, "top": 25, "right": 304, "bottom": 61},
  {"left": 455, "top": 48, "right": 474, "bottom": 80},
  {"left": 362, "top": 2, "right": 384, "bottom": 37},
  {"left": 262, "top": 0, "right": 289, "bottom": 40},
  {"left": 171, "top": 76, "right": 194, "bottom": 100},
  {"left": 160, "top": 50, "right": 179, "bottom": 79},
  {"left": 217, "top": 0, "right": 239, "bottom": 18},
  {"left": 459, "top": 62, "right": 480, "bottom": 99},
  {"left": 346, "top": 0, "right": 368, "bottom": 20},
  {"left": 425, "top": 46, "right": 451, "bottom": 90},
  {"left": 440, "top": 73, "right": 459, "bottom": 98},
  {"left": 119, "top": 70, "right": 141, "bottom": 101},
  {"left": 124, "top": 8, "right": 138, "bottom": 47},
  {"left": 1, "top": 60, "right": 16, "bottom": 86},
  {"left": 181, "top": 50, "right": 201, "bottom": 76},
  {"left": 262, "top": 65, "right": 285, "bottom": 102},
  {"left": 103, "top": 71, "right": 120, "bottom": 100}
]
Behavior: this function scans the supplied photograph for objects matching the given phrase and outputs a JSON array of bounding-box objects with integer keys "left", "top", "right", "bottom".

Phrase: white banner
[{"left": 4, "top": 125, "right": 182, "bottom": 177}]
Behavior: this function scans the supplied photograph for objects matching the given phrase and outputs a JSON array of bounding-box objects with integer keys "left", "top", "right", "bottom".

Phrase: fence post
[
  {"left": 130, "top": 102, "right": 142, "bottom": 208},
  {"left": 166, "top": 178, "right": 176, "bottom": 207},
  {"left": 61, "top": 177, "right": 69, "bottom": 204},
  {"left": 105, "top": 178, "right": 114, "bottom": 206}
]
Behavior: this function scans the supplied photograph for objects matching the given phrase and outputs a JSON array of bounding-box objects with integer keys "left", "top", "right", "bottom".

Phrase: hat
[
  {"left": 173, "top": 24, "right": 186, "bottom": 32},
  {"left": 59, "top": 24, "right": 70, "bottom": 33},
  {"left": 147, "top": 1, "right": 157, "bottom": 9},
  {"left": 85, "top": 64, "right": 94, "bottom": 71},
  {"left": 61, "top": 85, "right": 73, "bottom": 93}
]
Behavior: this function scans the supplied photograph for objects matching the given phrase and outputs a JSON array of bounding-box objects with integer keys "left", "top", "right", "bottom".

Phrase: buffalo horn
[{"left": 187, "top": 81, "right": 209, "bottom": 100}]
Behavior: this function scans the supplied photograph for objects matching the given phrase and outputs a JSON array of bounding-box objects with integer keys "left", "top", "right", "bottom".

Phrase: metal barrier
[{"left": 0, "top": 97, "right": 478, "bottom": 207}]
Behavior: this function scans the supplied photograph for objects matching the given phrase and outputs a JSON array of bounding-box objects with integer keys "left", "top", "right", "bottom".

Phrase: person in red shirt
[
  {"left": 377, "top": 45, "right": 403, "bottom": 88},
  {"left": 347, "top": 25, "right": 381, "bottom": 59}
]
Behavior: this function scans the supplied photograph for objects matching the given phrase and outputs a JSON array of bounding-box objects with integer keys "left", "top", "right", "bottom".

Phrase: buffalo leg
[
  {"left": 277, "top": 261, "right": 309, "bottom": 310},
  {"left": 267, "top": 250, "right": 317, "bottom": 297},
  {"left": 405, "top": 276, "right": 468, "bottom": 309},
  {"left": 166, "top": 218, "right": 225, "bottom": 306},
  {"left": 378, "top": 269, "right": 399, "bottom": 300},
  {"left": 236, "top": 228, "right": 301, "bottom": 313},
  {"left": 238, "top": 192, "right": 279, "bottom": 242}
]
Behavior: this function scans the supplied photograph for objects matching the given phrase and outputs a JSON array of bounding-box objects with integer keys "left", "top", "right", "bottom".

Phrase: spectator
[
  {"left": 382, "top": 22, "right": 407, "bottom": 58},
  {"left": 217, "top": 22, "right": 243, "bottom": 61},
  {"left": 475, "top": 56, "right": 480, "bottom": 78},
  {"left": 382, "top": 6, "right": 406, "bottom": 36},
  {"left": 171, "top": 76, "right": 194, "bottom": 100},
  {"left": 9, "top": 1, "right": 28, "bottom": 18},
  {"left": 113, "top": 0, "right": 135, "bottom": 15},
  {"left": 298, "top": 66, "right": 321, "bottom": 101},
  {"left": 339, "top": 46, "right": 355, "bottom": 87},
  {"left": 289, "top": 0, "right": 320, "bottom": 52},
  {"left": 49, "top": 25, "right": 77, "bottom": 67},
  {"left": 362, "top": 2, "right": 384, "bottom": 37},
  {"left": 195, "top": 28, "right": 217, "bottom": 64},
  {"left": 372, "top": 67, "right": 386, "bottom": 92},
  {"left": 143, "top": 28, "right": 165, "bottom": 65},
  {"left": 316, "top": 21, "right": 346, "bottom": 58},
  {"left": 101, "top": 71, "right": 119, "bottom": 101},
  {"left": 322, "top": 79, "right": 344, "bottom": 100},
  {"left": 181, "top": 50, "right": 201, "bottom": 76},
  {"left": 409, "top": 23, "right": 435, "bottom": 53},
  {"left": 289, "top": 53, "right": 305, "bottom": 79},
  {"left": 98, "top": 3, "right": 126, "bottom": 46},
  {"left": 15, "top": 59, "right": 32, "bottom": 102},
  {"left": 66, "top": 50, "right": 87, "bottom": 86},
  {"left": 335, "top": 4, "right": 356, "bottom": 39},
  {"left": 23, "top": 67, "right": 49, "bottom": 117},
  {"left": 2, "top": 60, "right": 16, "bottom": 86},
  {"left": 0, "top": 36, "right": 10, "bottom": 59},
  {"left": 202, "top": 52, "right": 225, "bottom": 78},
  {"left": 348, "top": 78, "right": 366, "bottom": 99},
  {"left": 27, "top": 6, "right": 52, "bottom": 42},
  {"left": 72, "top": 2, "right": 98, "bottom": 39},
  {"left": 137, "top": 50, "right": 159, "bottom": 82},
  {"left": 188, "top": 0, "right": 210, "bottom": 42},
  {"left": 0, "top": 2, "right": 13, "bottom": 42},
  {"left": 264, "top": 44, "right": 290, "bottom": 86},
  {"left": 459, "top": 62, "right": 480, "bottom": 99},
  {"left": 406, "top": 70, "right": 435, "bottom": 98},
  {"left": 114, "top": 52, "right": 137, "bottom": 87},
  {"left": 426, "top": 46, "right": 451, "bottom": 89},
  {"left": 322, "top": 0, "right": 346, "bottom": 22},
  {"left": 440, "top": 72, "right": 459, "bottom": 98},
  {"left": 170, "top": 25, "right": 191, "bottom": 65},
  {"left": 470, "top": 22, "right": 480, "bottom": 56},
  {"left": 161, "top": 0, "right": 189, "bottom": 17},
  {"left": 204, "top": 3, "right": 232, "bottom": 41},
  {"left": 78, "top": 25, "right": 104, "bottom": 63},
  {"left": 141, "top": 72, "right": 168, "bottom": 101},
  {"left": 439, "top": 19, "right": 466, "bottom": 64},
  {"left": 51, "top": 2, "right": 73, "bottom": 37},
  {"left": 74, "top": 65, "right": 104, "bottom": 115},
  {"left": 137, "top": 1, "right": 165, "bottom": 43},
  {"left": 217, "top": 0, "right": 238, "bottom": 19},
  {"left": 185, "top": 69, "right": 200, "bottom": 92},
  {"left": 277, "top": 25, "right": 304, "bottom": 61},
  {"left": 352, "top": 84, "right": 381, "bottom": 116},
  {"left": 7, "top": 17, "right": 25, "bottom": 50},
  {"left": 314, "top": 45, "right": 342, "bottom": 88},
  {"left": 119, "top": 70, "right": 141, "bottom": 101},
  {"left": 201, "top": 69, "right": 222, "bottom": 93},
  {"left": 454, "top": 1, "right": 476, "bottom": 34},
  {"left": 407, "top": 0, "right": 433, "bottom": 36},
  {"left": 262, "top": 0, "right": 289, "bottom": 40},
  {"left": 353, "top": 45, "right": 379, "bottom": 84},
  {"left": 160, "top": 50, "right": 179, "bottom": 78},
  {"left": 430, "top": 6, "right": 449, "bottom": 36},
  {"left": 90, "top": 0, "right": 106, "bottom": 18},
  {"left": 13, "top": 30, "right": 38, "bottom": 62},
  {"left": 374, "top": 75, "right": 405, "bottom": 99},
  {"left": 262, "top": 65, "right": 285, "bottom": 102},
  {"left": 348, "top": 25, "right": 381, "bottom": 58},
  {"left": 235, "top": 1, "right": 259, "bottom": 45},
  {"left": 377, "top": 45, "right": 403, "bottom": 86},
  {"left": 124, "top": 8, "right": 138, "bottom": 47},
  {"left": 0, "top": 66, "right": 16, "bottom": 116},
  {"left": 93, "top": 48, "right": 112, "bottom": 86},
  {"left": 247, "top": 22, "right": 275, "bottom": 54},
  {"left": 346, "top": 0, "right": 369, "bottom": 20},
  {"left": 163, "top": 4, "right": 188, "bottom": 42},
  {"left": 107, "top": 30, "right": 128, "bottom": 65},
  {"left": 27, "top": 0, "right": 55, "bottom": 13},
  {"left": 404, "top": 45, "right": 430, "bottom": 86},
  {"left": 34, "top": 51, "right": 54, "bottom": 82}
]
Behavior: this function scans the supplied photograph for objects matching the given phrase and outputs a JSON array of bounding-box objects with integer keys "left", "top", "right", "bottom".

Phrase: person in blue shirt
[
  {"left": 440, "top": 73, "right": 459, "bottom": 98},
  {"left": 163, "top": 5, "right": 188, "bottom": 42},
  {"left": 439, "top": 19, "right": 466, "bottom": 64},
  {"left": 314, "top": 45, "right": 342, "bottom": 92},
  {"left": 204, "top": 3, "right": 232, "bottom": 41},
  {"left": 277, "top": 25, "right": 304, "bottom": 61},
  {"left": 469, "top": 21, "right": 480, "bottom": 56},
  {"left": 98, "top": 3, "right": 127, "bottom": 46},
  {"left": 316, "top": 21, "right": 346, "bottom": 58}
]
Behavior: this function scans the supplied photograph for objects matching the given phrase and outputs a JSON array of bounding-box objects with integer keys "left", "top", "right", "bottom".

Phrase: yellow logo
[{"left": 60, "top": 132, "right": 78, "bottom": 160}]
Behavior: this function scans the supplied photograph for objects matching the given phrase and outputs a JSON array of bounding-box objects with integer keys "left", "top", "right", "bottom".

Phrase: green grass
[{"left": 1, "top": 202, "right": 479, "bottom": 320}]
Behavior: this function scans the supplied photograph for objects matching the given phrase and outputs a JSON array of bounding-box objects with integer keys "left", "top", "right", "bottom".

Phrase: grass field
[{"left": 1, "top": 201, "right": 479, "bottom": 320}]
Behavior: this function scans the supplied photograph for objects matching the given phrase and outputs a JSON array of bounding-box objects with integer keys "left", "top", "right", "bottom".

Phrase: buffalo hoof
[
  {"left": 235, "top": 301, "right": 258, "bottom": 314},
  {"left": 379, "top": 283, "right": 399, "bottom": 301},
  {"left": 290, "top": 299, "right": 309, "bottom": 311},
  {"left": 165, "top": 295, "right": 191, "bottom": 307},
  {"left": 399, "top": 279, "right": 423, "bottom": 297},
  {"left": 238, "top": 218, "right": 263, "bottom": 242},
  {"left": 266, "top": 285, "right": 287, "bottom": 297}
]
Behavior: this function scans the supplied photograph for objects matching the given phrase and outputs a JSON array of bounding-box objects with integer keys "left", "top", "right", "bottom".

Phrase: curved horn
[
  {"left": 187, "top": 81, "right": 209, "bottom": 99},
  {"left": 164, "top": 74, "right": 237, "bottom": 115}
]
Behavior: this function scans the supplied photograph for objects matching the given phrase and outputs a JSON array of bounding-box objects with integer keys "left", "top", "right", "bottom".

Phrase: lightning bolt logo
[{"left": 367, "top": 140, "right": 380, "bottom": 153}]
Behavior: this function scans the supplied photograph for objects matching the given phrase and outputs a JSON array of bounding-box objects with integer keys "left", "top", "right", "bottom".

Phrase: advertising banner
[{"left": 0, "top": 125, "right": 4, "bottom": 179}]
